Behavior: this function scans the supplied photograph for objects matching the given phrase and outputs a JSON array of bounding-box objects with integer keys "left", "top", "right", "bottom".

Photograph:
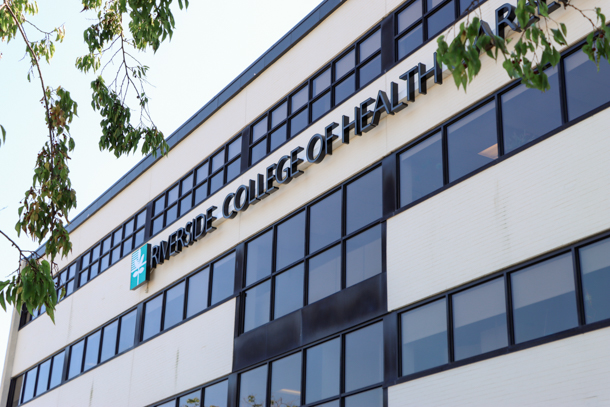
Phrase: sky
[{"left": 0, "top": 0, "right": 322, "bottom": 379}]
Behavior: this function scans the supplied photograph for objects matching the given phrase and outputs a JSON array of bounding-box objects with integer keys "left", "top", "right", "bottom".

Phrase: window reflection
[
  {"left": 399, "top": 132, "right": 443, "bottom": 207},
  {"left": 239, "top": 365, "right": 268, "bottom": 407},
  {"left": 579, "top": 238, "right": 610, "bottom": 323},
  {"left": 271, "top": 353, "right": 301, "bottom": 407}
]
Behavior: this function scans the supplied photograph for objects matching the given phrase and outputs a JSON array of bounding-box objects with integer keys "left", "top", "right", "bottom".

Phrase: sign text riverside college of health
[{"left": 144, "top": 2, "right": 532, "bottom": 272}]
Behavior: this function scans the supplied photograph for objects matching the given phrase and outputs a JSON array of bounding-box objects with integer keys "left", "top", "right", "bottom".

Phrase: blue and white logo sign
[{"left": 130, "top": 244, "right": 151, "bottom": 290}]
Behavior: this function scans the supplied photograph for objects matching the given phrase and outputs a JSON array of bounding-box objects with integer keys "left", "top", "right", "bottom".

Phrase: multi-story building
[{"left": 2, "top": 0, "right": 610, "bottom": 405}]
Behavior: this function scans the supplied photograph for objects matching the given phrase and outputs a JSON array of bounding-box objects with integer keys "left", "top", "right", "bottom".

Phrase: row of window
[{"left": 156, "top": 379, "right": 228, "bottom": 407}]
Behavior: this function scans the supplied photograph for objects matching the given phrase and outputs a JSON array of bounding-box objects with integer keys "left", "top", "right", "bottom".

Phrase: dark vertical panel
[
  {"left": 380, "top": 15, "right": 395, "bottom": 72},
  {"left": 240, "top": 128, "right": 251, "bottom": 173},
  {"left": 572, "top": 247, "right": 586, "bottom": 327},
  {"left": 382, "top": 313, "right": 398, "bottom": 386},
  {"left": 235, "top": 242, "right": 246, "bottom": 295},
  {"left": 227, "top": 372, "right": 239, "bottom": 407},
  {"left": 144, "top": 202, "right": 154, "bottom": 241},
  {"left": 381, "top": 154, "right": 397, "bottom": 218}
]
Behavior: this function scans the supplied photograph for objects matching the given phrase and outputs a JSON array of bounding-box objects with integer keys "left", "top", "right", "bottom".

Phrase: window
[
  {"left": 187, "top": 268, "right": 210, "bottom": 318},
  {"left": 308, "top": 245, "right": 342, "bottom": 304},
  {"left": 35, "top": 359, "right": 50, "bottom": 397},
  {"left": 100, "top": 320, "right": 118, "bottom": 363},
  {"left": 204, "top": 380, "right": 228, "bottom": 407},
  {"left": 276, "top": 212, "right": 306, "bottom": 271},
  {"left": 452, "top": 278, "right": 507, "bottom": 360},
  {"left": 270, "top": 353, "right": 301, "bottom": 407},
  {"left": 10, "top": 375, "right": 22, "bottom": 407},
  {"left": 68, "top": 339, "right": 84, "bottom": 379},
  {"left": 427, "top": 0, "right": 454, "bottom": 37},
  {"left": 274, "top": 264, "right": 305, "bottom": 319},
  {"left": 306, "top": 338, "right": 341, "bottom": 404},
  {"left": 345, "top": 322, "right": 383, "bottom": 392},
  {"left": 345, "top": 388, "right": 383, "bottom": 407},
  {"left": 49, "top": 351, "right": 64, "bottom": 389},
  {"left": 118, "top": 310, "right": 137, "bottom": 353},
  {"left": 243, "top": 280, "right": 271, "bottom": 333},
  {"left": 83, "top": 330, "right": 101, "bottom": 371},
  {"left": 399, "top": 132, "right": 443, "bottom": 207},
  {"left": 164, "top": 282, "right": 186, "bottom": 329},
  {"left": 55, "top": 262, "right": 77, "bottom": 304},
  {"left": 21, "top": 367, "right": 36, "bottom": 404},
  {"left": 564, "top": 49, "right": 610, "bottom": 120},
  {"left": 239, "top": 365, "right": 267, "bottom": 407},
  {"left": 345, "top": 224, "right": 382, "bottom": 287},
  {"left": 178, "top": 391, "right": 201, "bottom": 407},
  {"left": 346, "top": 167, "right": 383, "bottom": 234},
  {"left": 246, "top": 230, "right": 273, "bottom": 285},
  {"left": 142, "top": 295, "right": 164, "bottom": 341},
  {"left": 309, "top": 191, "right": 341, "bottom": 253},
  {"left": 211, "top": 253, "right": 236, "bottom": 305},
  {"left": 511, "top": 254, "right": 578, "bottom": 344},
  {"left": 401, "top": 298, "right": 447, "bottom": 375},
  {"left": 579, "top": 238, "right": 610, "bottom": 323}
]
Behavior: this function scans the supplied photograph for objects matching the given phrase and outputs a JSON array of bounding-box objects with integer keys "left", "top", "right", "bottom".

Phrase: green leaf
[{"left": 0, "top": 292, "right": 6, "bottom": 312}]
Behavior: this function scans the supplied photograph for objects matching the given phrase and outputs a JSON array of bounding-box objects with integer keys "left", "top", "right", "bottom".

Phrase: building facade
[{"left": 2, "top": 0, "right": 610, "bottom": 405}]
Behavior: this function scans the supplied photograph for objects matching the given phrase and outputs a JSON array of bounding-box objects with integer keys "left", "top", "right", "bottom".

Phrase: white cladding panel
[
  {"left": 388, "top": 327, "right": 610, "bottom": 407},
  {"left": 21, "top": 299, "right": 234, "bottom": 407}
]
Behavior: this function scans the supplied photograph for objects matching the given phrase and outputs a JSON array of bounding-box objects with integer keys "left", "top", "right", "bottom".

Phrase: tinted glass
[
  {"left": 502, "top": 67, "right": 561, "bottom": 153},
  {"left": 211, "top": 253, "right": 236, "bottom": 304},
  {"left": 187, "top": 268, "right": 210, "bottom": 318},
  {"left": 427, "top": 1, "right": 454, "bottom": 38},
  {"left": 271, "top": 102, "right": 288, "bottom": 128},
  {"left": 565, "top": 49, "right": 610, "bottom": 120},
  {"left": 398, "top": 0, "right": 422, "bottom": 32},
  {"left": 313, "top": 69, "right": 331, "bottom": 97},
  {"left": 66, "top": 279, "right": 75, "bottom": 295},
  {"left": 291, "top": 87, "right": 309, "bottom": 113},
  {"left": 21, "top": 367, "right": 36, "bottom": 403},
  {"left": 10, "top": 375, "right": 22, "bottom": 407},
  {"left": 91, "top": 246, "right": 100, "bottom": 262},
  {"left": 157, "top": 402, "right": 174, "bottom": 407},
  {"left": 226, "top": 160, "right": 240, "bottom": 182},
  {"left": 166, "top": 204, "right": 178, "bottom": 226},
  {"left": 49, "top": 351, "right": 65, "bottom": 389},
  {"left": 153, "top": 216, "right": 164, "bottom": 235},
  {"left": 252, "top": 117, "right": 268, "bottom": 142},
  {"left": 181, "top": 174, "right": 193, "bottom": 194},
  {"left": 212, "top": 150, "right": 225, "bottom": 172},
  {"left": 123, "top": 237, "right": 133, "bottom": 255},
  {"left": 274, "top": 264, "right": 304, "bottom": 319},
  {"left": 276, "top": 212, "right": 305, "bottom": 270},
  {"left": 118, "top": 310, "right": 137, "bottom": 353},
  {"left": 210, "top": 171, "right": 224, "bottom": 194},
  {"left": 427, "top": 0, "right": 444, "bottom": 10},
  {"left": 359, "top": 30, "right": 381, "bottom": 62},
  {"left": 447, "top": 101, "right": 497, "bottom": 182},
  {"left": 358, "top": 54, "right": 381, "bottom": 87},
  {"left": 164, "top": 282, "right": 186, "bottom": 329},
  {"left": 346, "top": 167, "right": 382, "bottom": 234},
  {"left": 180, "top": 194, "right": 192, "bottom": 216},
  {"left": 315, "top": 401, "right": 340, "bottom": 407},
  {"left": 397, "top": 24, "right": 423, "bottom": 60},
  {"left": 134, "top": 229, "right": 145, "bottom": 247},
  {"left": 290, "top": 109, "right": 308, "bottom": 137},
  {"left": 228, "top": 137, "right": 242, "bottom": 159},
  {"left": 345, "top": 388, "right": 383, "bottom": 407},
  {"left": 345, "top": 322, "right": 383, "bottom": 391},
  {"left": 346, "top": 225, "right": 382, "bottom": 287},
  {"left": 35, "top": 359, "right": 50, "bottom": 396},
  {"left": 179, "top": 391, "right": 201, "bottom": 407},
  {"left": 399, "top": 132, "right": 443, "bottom": 206},
  {"left": 204, "top": 380, "right": 228, "bottom": 407},
  {"left": 195, "top": 183, "right": 208, "bottom": 205},
  {"left": 196, "top": 162, "right": 209, "bottom": 182},
  {"left": 142, "top": 295, "right": 163, "bottom": 341},
  {"left": 306, "top": 338, "right": 340, "bottom": 403},
  {"left": 401, "top": 299, "right": 447, "bottom": 375},
  {"left": 111, "top": 246, "right": 122, "bottom": 264},
  {"left": 309, "top": 191, "right": 341, "bottom": 253},
  {"left": 511, "top": 254, "right": 578, "bottom": 343},
  {"left": 334, "top": 74, "right": 356, "bottom": 105},
  {"left": 453, "top": 278, "right": 507, "bottom": 360},
  {"left": 270, "top": 124, "right": 287, "bottom": 151},
  {"left": 79, "top": 270, "right": 89, "bottom": 287},
  {"left": 244, "top": 280, "right": 271, "bottom": 332},
  {"left": 312, "top": 92, "right": 331, "bottom": 122},
  {"left": 100, "top": 320, "right": 118, "bottom": 363},
  {"left": 246, "top": 230, "right": 273, "bottom": 285},
  {"left": 271, "top": 353, "right": 301, "bottom": 407},
  {"left": 580, "top": 238, "right": 610, "bottom": 323},
  {"left": 335, "top": 50, "right": 355, "bottom": 79},
  {"left": 251, "top": 139, "right": 267, "bottom": 165},
  {"left": 102, "top": 236, "right": 111, "bottom": 253},
  {"left": 308, "top": 245, "right": 341, "bottom": 304},
  {"left": 239, "top": 365, "right": 268, "bottom": 407},
  {"left": 83, "top": 331, "right": 101, "bottom": 371},
  {"left": 68, "top": 340, "right": 84, "bottom": 379},
  {"left": 168, "top": 185, "right": 179, "bottom": 205}
]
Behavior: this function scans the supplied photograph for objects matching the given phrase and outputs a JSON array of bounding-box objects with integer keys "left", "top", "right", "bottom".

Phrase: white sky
[{"left": 0, "top": 0, "right": 321, "bottom": 379}]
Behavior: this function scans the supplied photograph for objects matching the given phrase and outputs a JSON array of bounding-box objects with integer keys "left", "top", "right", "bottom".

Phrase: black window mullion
[
  {"left": 504, "top": 272, "right": 515, "bottom": 346},
  {"left": 495, "top": 93, "right": 505, "bottom": 158},
  {"left": 441, "top": 125, "right": 449, "bottom": 185},
  {"left": 558, "top": 57, "right": 569, "bottom": 125},
  {"left": 266, "top": 361, "right": 272, "bottom": 407},
  {"left": 160, "top": 291, "right": 168, "bottom": 332},
  {"left": 446, "top": 294, "right": 454, "bottom": 363},
  {"left": 381, "top": 15, "right": 395, "bottom": 71},
  {"left": 97, "top": 329, "right": 104, "bottom": 365},
  {"left": 572, "top": 247, "right": 586, "bottom": 326},
  {"left": 207, "top": 264, "right": 214, "bottom": 308}
]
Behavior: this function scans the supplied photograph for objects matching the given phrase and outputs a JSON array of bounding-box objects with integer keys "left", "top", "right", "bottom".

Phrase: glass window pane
[
  {"left": 565, "top": 49, "right": 610, "bottom": 120},
  {"left": 35, "top": 359, "right": 50, "bottom": 396},
  {"left": 346, "top": 322, "right": 383, "bottom": 391},
  {"left": 398, "top": 24, "right": 423, "bottom": 60},
  {"left": 427, "top": 0, "right": 444, "bottom": 10},
  {"left": 112, "top": 229, "right": 122, "bottom": 246},
  {"left": 306, "top": 338, "right": 340, "bottom": 404},
  {"left": 291, "top": 87, "right": 308, "bottom": 114},
  {"left": 154, "top": 196, "right": 165, "bottom": 216},
  {"left": 309, "top": 191, "right": 341, "bottom": 253},
  {"left": 334, "top": 74, "right": 356, "bottom": 105},
  {"left": 345, "top": 388, "right": 383, "bottom": 407},
  {"left": 401, "top": 299, "right": 448, "bottom": 375},
  {"left": 511, "top": 254, "right": 578, "bottom": 344},
  {"left": 153, "top": 215, "right": 164, "bottom": 236},
  {"left": 313, "top": 69, "right": 331, "bottom": 97},
  {"left": 142, "top": 295, "right": 163, "bottom": 341},
  {"left": 210, "top": 171, "right": 224, "bottom": 194},
  {"left": 124, "top": 219, "right": 135, "bottom": 236},
  {"left": 252, "top": 117, "right": 268, "bottom": 142},
  {"left": 251, "top": 139, "right": 267, "bottom": 165},
  {"left": 399, "top": 132, "right": 443, "bottom": 206},
  {"left": 460, "top": 0, "right": 473, "bottom": 13},
  {"left": 211, "top": 253, "right": 236, "bottom": 304},
  {"left": 359, "top": 30, "right": 381, "bottom": 62},
  {"left": 447, "top": 101, "right": 497, "bottom": 182},
  {"left": 580, "top": 238, "right": 610, "bottom": 323},
  {"left": 271, "top": 353, "right": 301, "bottom": 407},
  {"left": 452, "top": 278, "right": 507, "bottom": 361},
  {"left": 335, "top": 50, "right": 355, "bottom": 79},
  {"left": 195, "top": 182, "right": 208, "bottom": 205},
  {"left": 308, "top": 245, "right": 341, "bottom": 304},
  {"left": 226, "top": 160, "right": 240, "bottom": 183},
  {"left": 398, "top": 0, "right": 422, "bottom": 32},
  {"left": 315, "top": 401, "right": 340, "bottom": 407},
  {"left": 346, "top": 225, "right": 382, "bottom": 287},
  {"left": 358, "top": 54, "right": 381, "bottom": 87},
  {"left": 118, "top": 310, "right": 137, "bottom": 353},
  {"left": 239, "top": 365, "right": 268, "bottom": 407},
  {"left": 168, "top": 185, "right": 179, "bottom": 205},
  {"left": 49, "top": 351, "right": 65, "bottom": 389},
  {"left": 166, "top": 204, "right": 178, "bottom": 226},
  {"left": 111, "top": 246, "right": 122, "bottom": 264},
  {"left": 276, "top": 212, "right": 306, "bottom": 271},
  {"left": 91, "top": 246, "right": 100, "bottom": 262},
  {"left": 204, "top": 380, "right": 228, "bottom": 407},
  {"left": 157, "top": 401, "right": 174, "bottom": 407},
  {"left": 290, "top": 109, "right": 308, "bottom": 137},
  {"left": 100, "top": 320, "right": 118, "bottom": 363},
  {"left": 346, "top": 167, "right": 382, "bottom": 234},
  {"left": 196, "top": 162, "right": 209, "bottom": 182},
  {"left": 274, "top": 264, "right": 304, "bottom": 319},
  {"left": 179, "top": 391, "right": 201, "bottom": 407},
  {"left": 10, "top": 375, "right": 22, "bottom": 407},
  {"left": 79, "top": 269, "right": 89, "bottom": 287},
  {"left": 187, "top": 267, "right": 210, "bottom": 318},
  {"left": 181, "top": 174, "right": 194, "bottom": 194},
  {"left": 228, "top": 136, "right": 242, "bottom": 160},
  {"left": 123, "top": 237, "right": 133, "bottom": 255},
  {"left": 136, "top": 210, "right": 147, "bottom": 229},
  {"left": 66, "top": 279, "right": 75, "bottom": 296},
  {"left": 246, "top": 230, "right": 273, "bottom": 285},
  {"left": 502, "top": 67, "right": 562, "bottom": 153},
  {"left": 134, "top": 229, "right": 145, "bottom": 247},
  {"left": 180, "top": 194, "right": 193, "bottom": 217},
  {"left": 212, "top": 150, "right": 225, "bottom": 172},
  {"left": 272, "top": 102, "right": 288, "bottom": 128},
  {"left": 427, "top": 0, "right": 455, "bottom": 38},
  {"left": 244, "top": 280, "right": 271, "bottom": 333},
  {"left": 312, "top": 92, "right": 331, "bottom": 122},
  {"left": 21, "top": 367, "right": 37, "bottom": 403},
  {"left": 164, "top": 282, "right": 186, "bottom": 330},
  {"left": 102, "top": 236, "right": 112, "bottom": 254},
  {"left": 81, "top": 252, "right": 90, "bottom": 268},
  {"left": 84, "top": 331, "right": 101, "bottom": 371},
  {"left": 270, "top": 124, "right": 287, "bottom": 151},
  {"left": 68, "top": 340, "right": 84, "bottom": 379}
]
